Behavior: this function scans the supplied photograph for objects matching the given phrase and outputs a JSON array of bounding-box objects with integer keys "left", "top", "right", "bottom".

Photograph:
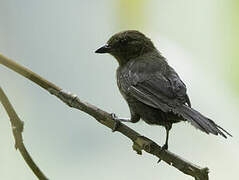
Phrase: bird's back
[{"left": 116, "top": 51, "right": 186, "bottom": 125}]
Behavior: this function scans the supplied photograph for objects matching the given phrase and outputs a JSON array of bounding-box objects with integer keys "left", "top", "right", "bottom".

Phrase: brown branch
[
  {"left": 0, "top": 87, "right": 49, "bottom": 180},
  {"left": 0, "top": 53, "right": 209, "bottom": 180}
]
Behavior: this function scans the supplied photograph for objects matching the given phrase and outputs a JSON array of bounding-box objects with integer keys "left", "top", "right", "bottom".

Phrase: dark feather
[
  {"left": 173, "top": 105, "right": 232, "bottom": 138},
  {"left": 118, "top": 55, "right": 231, "bottom": 138}
]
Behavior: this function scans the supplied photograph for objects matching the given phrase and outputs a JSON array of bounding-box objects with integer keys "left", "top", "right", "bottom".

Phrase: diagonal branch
[
  {"left": 0, "top": 87, "right": 49, "bottom": 180},
  {"left": 0, "top": 53, "right": 209, "bottom": 180}
]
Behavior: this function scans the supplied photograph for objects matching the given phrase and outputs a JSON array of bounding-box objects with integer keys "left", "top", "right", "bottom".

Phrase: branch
[
  {"left": 0, "top": 87, "right": 49, "bottom": 180},
  {"left": 0, "top": 53, "right": 209, "bottom": 180}
]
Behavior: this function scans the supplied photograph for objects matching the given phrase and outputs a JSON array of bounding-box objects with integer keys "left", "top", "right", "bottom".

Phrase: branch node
[
  {"left": 11, "top": 118, "right": 24, "bottom": 149},
  {"left": 49, "top": 88, "right": 79, "bottom": 108},
  {"left": 48, "top": 87, "right": 59, "bottom": 95},
  {"left": 132, "top": 136, "right": 157, "bottom": 155},
  {"left": 13, "top": 118, "right": 24, "bottom": 133},
  {"left": 132, "top": 143, "right": 142, "bottom": 155}
]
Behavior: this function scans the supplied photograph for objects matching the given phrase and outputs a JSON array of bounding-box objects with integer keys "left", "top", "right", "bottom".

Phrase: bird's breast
[{"left": 116, "top": 68, "right": 131, "bottom": 100}]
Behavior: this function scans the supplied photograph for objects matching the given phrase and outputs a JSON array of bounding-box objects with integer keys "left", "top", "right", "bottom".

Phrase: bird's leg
[
  {"left": 158, "top": 124, "right": 172, "bottom": 163},
  {"left": 111, "top": 113, "right": 140, "bottom": 132},
  {"left": 162, "top": 127, "right": 170, "bottom": 150},
  {"left": 111, "top": 113, "right": 129, "bottom": 132},
  {"left": 111, "top": 113, "right": 131, "bottom": 122}
]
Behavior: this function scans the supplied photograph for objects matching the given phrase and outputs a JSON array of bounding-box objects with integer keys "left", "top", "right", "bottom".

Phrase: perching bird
[{"left": 95, "top": 30, "right": 232, "bottom": 150}]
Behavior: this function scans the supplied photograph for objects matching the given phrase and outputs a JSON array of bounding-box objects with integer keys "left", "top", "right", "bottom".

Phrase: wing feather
[{"left": 121, "top": 59, "right": 189, "bottom": 111}]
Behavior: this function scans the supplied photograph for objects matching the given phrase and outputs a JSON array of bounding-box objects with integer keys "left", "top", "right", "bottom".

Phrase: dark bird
[{"left": 95, "top": 30, "right": 232, "bottom": 150}]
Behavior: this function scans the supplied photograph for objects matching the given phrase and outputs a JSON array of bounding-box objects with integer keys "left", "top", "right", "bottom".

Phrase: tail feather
[
  {"left": 215, "top": 124, "right": 232, "bottom": 137},
  {"left": 173, "top": 105, "right": 232, "bottom": 138}
]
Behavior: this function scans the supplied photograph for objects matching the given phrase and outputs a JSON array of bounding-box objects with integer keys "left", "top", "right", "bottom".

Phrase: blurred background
[{"left": 0, "top": 0, "right": 238, "bottom": 179}]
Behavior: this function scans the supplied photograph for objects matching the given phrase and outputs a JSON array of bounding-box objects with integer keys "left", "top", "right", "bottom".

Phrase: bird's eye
[{"left": 119, "top": 38, "right": 128, "bottom": 45}]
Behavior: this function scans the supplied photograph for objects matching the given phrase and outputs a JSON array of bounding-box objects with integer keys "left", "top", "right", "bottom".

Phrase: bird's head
[{"left": 95, "top": 30, "right": 156, "bottom": 65}]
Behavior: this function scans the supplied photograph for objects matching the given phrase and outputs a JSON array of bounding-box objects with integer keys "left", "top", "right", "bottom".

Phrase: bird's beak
[{"left": 95, "top": 44, "right": 111, "bottom": 54}]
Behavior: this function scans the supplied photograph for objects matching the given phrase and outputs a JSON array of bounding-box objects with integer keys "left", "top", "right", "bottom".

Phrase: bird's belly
[{"left": 128, "top": 98, "right": 180, "bottom": 126}]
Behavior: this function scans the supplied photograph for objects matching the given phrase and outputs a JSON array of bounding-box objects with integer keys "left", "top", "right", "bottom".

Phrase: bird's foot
[
  {"left": 157, "top": 144, "right": 168, "bottom": 163},
  {"left": 161, "top": 143, "right": 168, "bottom": 151},
  {"left": 111, "top": 113, "right": 121, "bottom": 132}
]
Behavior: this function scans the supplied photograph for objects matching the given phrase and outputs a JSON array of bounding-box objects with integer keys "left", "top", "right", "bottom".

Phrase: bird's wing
[
  {"left": 122, "top": 59, "right": 191, "bottom": 112},
  {"left": 120, "top": 58, "right": 232, "bottom": 138}
]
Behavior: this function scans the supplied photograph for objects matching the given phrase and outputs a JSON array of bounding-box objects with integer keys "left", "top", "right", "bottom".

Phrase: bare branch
[
  {"left": 0, "top": 53, "right": 209, "bottom": 180},
  {"left": 0, "top": 87, "right": 49, "bottom": 180}
]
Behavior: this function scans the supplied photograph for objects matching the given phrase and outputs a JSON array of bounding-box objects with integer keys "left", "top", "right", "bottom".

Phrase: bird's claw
[
  {"left": 161, "top": 144, "right": 168, "bottom": 151},
  {"left": 111, "top": 113, "right": 121, "bottom": 132},
  {"left": 157, "top": 144, "right": 168, "bottom": 163},
  {"left": 111, "top": 113, "right": 118, "bottom": 120}
]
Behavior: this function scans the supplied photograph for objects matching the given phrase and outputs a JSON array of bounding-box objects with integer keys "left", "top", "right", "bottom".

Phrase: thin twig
[
  {"left": 0, "top": 87, "right": 49, "bottom": 180},
  {"left": 0, "top": 53, "right": 209, "bottom": 180}
]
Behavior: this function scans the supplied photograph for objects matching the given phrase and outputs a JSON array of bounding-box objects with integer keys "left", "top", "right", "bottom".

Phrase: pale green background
[{"left": 0, "top": 0, "right": 238, "bottom": 179}]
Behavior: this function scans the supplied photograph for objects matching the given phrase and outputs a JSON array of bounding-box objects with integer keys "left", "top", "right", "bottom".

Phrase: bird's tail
[{"left": 173, "top": 105, "right": 232, "bottom": 138}]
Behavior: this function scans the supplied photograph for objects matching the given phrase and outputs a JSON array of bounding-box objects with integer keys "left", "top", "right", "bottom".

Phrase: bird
[{"left": 95, "top": 30, "right": 232, "bottom": 150}]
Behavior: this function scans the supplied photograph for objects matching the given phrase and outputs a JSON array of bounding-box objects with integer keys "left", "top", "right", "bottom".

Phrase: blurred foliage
[
  {"left": 226, "top": 1, "right": 239, "bottom": 92},
  {"left": 117, "top": 0, "right": 146, "bottom": 30}
]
